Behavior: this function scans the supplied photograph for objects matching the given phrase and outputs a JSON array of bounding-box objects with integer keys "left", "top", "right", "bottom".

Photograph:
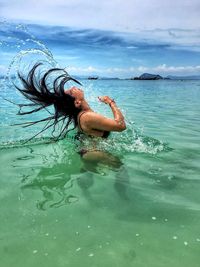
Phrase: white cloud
[
  {"left": 154, "top": 64, "right": 200, "bottom": 73},
  {"left": 65, "top": 64, "right": 200, "bottom": 77},
  {"left": 138, "top": 29, "right": 200, "bottom": 47},
  {"left": 126, "top": 46, "right": 138, "bottom": 49},
  {"left": 136, "top": 64, "right": 200, "bottom": 76},
  {"left": 0, "top": 0, "right": 200, "bottom": 32},
  {"left": 67, "top": 66, "right": 100, "bottom": 73},
  {"left": 138, "top": 66, "right": 148, "bottom": 73},
  {"left": 1, "top": 61, "right": 199, "bottom": 76},
  {"left": 113, "top": 64, "right": 200, "bottom": 76}
]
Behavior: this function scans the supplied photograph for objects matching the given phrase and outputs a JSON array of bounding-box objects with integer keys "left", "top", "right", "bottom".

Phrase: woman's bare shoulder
[
  {"left": 83, "top": 111, "right": 106, "bottom": 122},
  {"left": 82, "top": 111, "right": 125, "bottom": 132}
]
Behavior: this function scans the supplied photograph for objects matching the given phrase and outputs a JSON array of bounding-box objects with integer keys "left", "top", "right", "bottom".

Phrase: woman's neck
[{"left": 81, "top": 99, "right": 93, "bottom": 112}]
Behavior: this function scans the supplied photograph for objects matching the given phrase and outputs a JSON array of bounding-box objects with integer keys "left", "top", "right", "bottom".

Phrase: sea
[
  {"left": 0, "top": 22, "right": 200, "bottom": 267},
  {"left": 0, "top": 77, "right": 200, "bottom": 267}
]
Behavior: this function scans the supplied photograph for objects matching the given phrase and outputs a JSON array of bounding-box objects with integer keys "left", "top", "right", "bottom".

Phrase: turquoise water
[{"left": 1, "top": 79, "right": 200, "bottom": 267}]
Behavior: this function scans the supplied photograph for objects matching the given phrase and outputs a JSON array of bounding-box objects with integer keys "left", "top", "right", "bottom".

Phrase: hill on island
[
  {"left": 131, "top": 73, "right": 200, "bottom": 80},
  {"left": 133, "top": 73, "right": 163, "bottom": 80}
]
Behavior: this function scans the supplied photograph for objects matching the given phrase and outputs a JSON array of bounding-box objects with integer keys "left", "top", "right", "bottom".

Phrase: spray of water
[{"left": 0, "top": 20, "right": 57, "bottom": 94}]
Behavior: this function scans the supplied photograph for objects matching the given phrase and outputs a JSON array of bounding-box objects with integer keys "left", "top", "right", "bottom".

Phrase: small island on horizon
[
  {"left": 2, "top": 72, "right": 200, "bottom": 81},
  {"left": 131, "top": 73, "right": 165, "bottom": 80},
  {"left": 83, "top": 73, "right": 200, "bottom": 81},
  {"left": 129, "top": 73, "right": 200, "bottom": 80},
  {"left": 88, "top": 76, "right": 99, "bottom": 80}
]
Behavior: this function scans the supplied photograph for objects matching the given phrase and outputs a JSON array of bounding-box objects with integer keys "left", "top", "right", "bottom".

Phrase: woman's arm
[
  {"left": 101, "top": 96, "right": 125, "bottom": 127},
  {"left": 99, "top": 96, "right": 126, "bottom": 129},
  {"left": 84, "top": 96, "right": 126, "bottom": 132}
]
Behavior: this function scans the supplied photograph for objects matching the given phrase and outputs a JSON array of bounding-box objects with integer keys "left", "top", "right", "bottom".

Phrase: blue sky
[{"left": 0, "top": 0, "right": 200, "bottom": 77}]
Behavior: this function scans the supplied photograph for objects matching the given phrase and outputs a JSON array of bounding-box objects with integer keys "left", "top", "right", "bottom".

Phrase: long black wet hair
[{"left": 14, "top": 62, "right": 82, "bottom": 142}]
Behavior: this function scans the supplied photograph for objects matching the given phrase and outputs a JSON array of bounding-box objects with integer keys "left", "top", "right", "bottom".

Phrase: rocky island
[
  {"left": 88, "top": 76, "right": 99, "bottom": 80},
  {"left": 132, "top": 73, "right": 163, "bottom": 80}
]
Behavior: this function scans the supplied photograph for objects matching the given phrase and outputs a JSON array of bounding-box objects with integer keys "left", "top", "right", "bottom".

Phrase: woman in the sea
[
  {"left": 15, "top": 63, "right": 126, "bottom": 142},
  {"left": 16, "top": 63, "right": 129, "bottom": 202}
]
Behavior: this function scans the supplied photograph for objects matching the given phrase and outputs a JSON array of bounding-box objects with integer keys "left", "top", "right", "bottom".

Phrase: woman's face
[{"left": 65, "top": 86, "right": 84, "bottom": 100}]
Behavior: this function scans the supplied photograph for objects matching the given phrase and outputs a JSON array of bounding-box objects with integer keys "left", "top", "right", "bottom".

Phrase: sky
[{"left": 0, "top": 0, "right": 200, "bottom": 77}]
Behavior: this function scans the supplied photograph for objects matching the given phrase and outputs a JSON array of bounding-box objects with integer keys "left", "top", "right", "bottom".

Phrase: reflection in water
[
  {"left": 21, "top": 162, "right": 78, "bottom": 210},
  {"left": 20, "top": 147, "right": 130, "bottom": 210},
  {"left": 78, "top": 150, "right": 130, "bottom": 201}
]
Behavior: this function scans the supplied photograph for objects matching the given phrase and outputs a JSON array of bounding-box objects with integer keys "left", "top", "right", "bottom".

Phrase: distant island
[
  {"left": 129, "top": 73, "right": 200, "bottom": 80},
  {"left": 132, "top": 73, "right": 164, "bottom": 80},
  {"left": 73, "top": 74, "right": 200, "bottom": 81},
  {"left": 2, "top": 73, "right": 200, "bottom": 81},
  {"left": 166, "top": 75, "right": 200, "bottom": 80},
  {"left": 87, "top": 76, "right": 120, "bottom": 80},
  {"left": 88, "top": 76, "right": 99, "bottom": 80}
]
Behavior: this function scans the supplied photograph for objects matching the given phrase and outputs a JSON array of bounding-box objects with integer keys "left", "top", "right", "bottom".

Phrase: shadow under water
[{"left": 20, "top": 147, "right": 130, "bottom": 210}]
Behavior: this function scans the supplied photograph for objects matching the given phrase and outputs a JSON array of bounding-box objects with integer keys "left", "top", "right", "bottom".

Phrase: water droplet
[
  {"left": 184, "top": 241, "right": 188, "bottom": 246},
  {"left": 33, "top": 250, "right": 38, "bottom": 254},
  {"left": 76, "top": 247, "right": 81, "bottom": 252},
  {"left": 68, "top": 195, "right": 78, "bottom": 203},
  {"left": 152, "top": 216, "right": 156, "bottom": 220},
  {"left": 136, "top": 233, "right": 140, "bottom": 237},
  {"left": 99, "top": 245, "right": 102, "bottom": 249},
  {"left": 173, "top": 236, "right": 177, "bottom": 240},
  {"left": 164, "top": 218, "right": 168, "bottom": 222},
  {"left": 45, "top": 233, "right": 49, "bottom": 236},
  {"left": 88, "top": 253, "right": 94, "bottom": 257},
  {"left": 87, "top": 225, "right": 91, "bottom": 229},
  {"left": 44, "top": 252, "right": 48, "bottom": 256},
  {"left": 75, "top": 231, "right": 79, "bottom": 235},
  {"left": 167, "top": 175, "right": 174, "bottom": 180},
  {"left": 196, "top": 238, "right": 200, "bottom": 242}
]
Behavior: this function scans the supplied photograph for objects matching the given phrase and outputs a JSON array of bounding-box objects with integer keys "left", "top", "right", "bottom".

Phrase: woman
[
  {"left": 15, "top": 63, "right": 126, "bottom": 141},
  {"left": 65, "top": 87, "right": 126, "bottom": 138}
]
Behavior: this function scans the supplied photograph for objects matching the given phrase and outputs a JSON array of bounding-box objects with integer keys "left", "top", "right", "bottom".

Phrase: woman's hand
[{"left": 98, "top": 96, "right": 114, "bottom": 105}]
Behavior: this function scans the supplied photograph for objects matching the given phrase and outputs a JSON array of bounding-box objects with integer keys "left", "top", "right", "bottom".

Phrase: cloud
[
  {"left": 135, "top": 64, "right": 200, "bottom": 76},
  {"left": 139, "top": 28, "right": 200, "bottom": 47},
  {"left": 65, "top": 64, "right": 200, "bottom": 77},
  {"left": 153, "top": 64, "right": 200, "bottom": 74},
  {"left": 0, "top": 0, "right": 200, "bottom": 32},
  {"left": 67, "top": 65, "right": 98, "bottom": 73},
  {"left": 2, "top": 22, "right": 199, "bottom": 54},
  {"left": 1, "top": 22, "right": 200, "bottom": 77}
]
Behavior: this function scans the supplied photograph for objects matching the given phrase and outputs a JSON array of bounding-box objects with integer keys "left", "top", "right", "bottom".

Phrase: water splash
[
  {"left": 74, "top": 124, "right": 170, "bottom": 156},
  {"left": 0, "top": 20, "right": 57, "bottom": 94}
]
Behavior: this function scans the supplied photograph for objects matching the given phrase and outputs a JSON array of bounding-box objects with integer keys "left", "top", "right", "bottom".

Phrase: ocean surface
[{"left": 0, "top": 77, "right": 200, "bottom": 267}]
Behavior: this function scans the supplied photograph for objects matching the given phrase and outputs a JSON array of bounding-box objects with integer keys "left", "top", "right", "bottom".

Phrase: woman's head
[
  {"left": 15, "top": 62, "right": 83, "bottom": 141},
  {"left": 65, "top": 86, "right": 85, "bottom": 109}
]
